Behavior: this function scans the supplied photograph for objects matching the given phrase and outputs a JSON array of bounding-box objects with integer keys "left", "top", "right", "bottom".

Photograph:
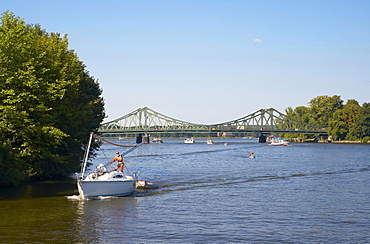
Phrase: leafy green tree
[
  {"left": 283, "top": 106, "right": 320, "bottom": 139},
  {"left": 285, "top": 106, "right": 311, "bottom": 124},
  {"left": 348, "top": 102, "right": 370, "bottom": 141},
  {"left": 328, "top": 99, "right": 361, "bottom": 140},
  {"left": 308, "top": 95, "right": 343, "bottom": 127},
  {"left": 0, "top": 11, "right": 105, "bottom": 186},
  {"left": 283, "top": 95, "right": 369, "bottom": 142}
]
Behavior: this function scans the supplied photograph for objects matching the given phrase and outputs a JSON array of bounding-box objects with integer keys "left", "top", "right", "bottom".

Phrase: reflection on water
[
  {"left": 71, "top": 196, "right": 140, "bottom": 243},
  {"left": 0, "top": 177, "right": 77, "bottom": 200},
  {"left": 0, "top": 139, "right": 370, "bottom": 243}
]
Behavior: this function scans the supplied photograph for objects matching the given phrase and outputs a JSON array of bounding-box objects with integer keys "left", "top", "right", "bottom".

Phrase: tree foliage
[
  {"left": 308, "top": 95, "right": 343, "bottom": 126},
  {"left": 285, "top": 106, "right": 311, "bottom": 124},
  {"left": 285, "top": 95, "right": 370, "bottom": 141},
  {"left": 348, "top": 102, "right": 370, "bottom": 141},
  {"left": 328, "top": 99, "right": 360, "bottom": 140},
  {"left": 0, "top": 11, "right": 105, "bottom": 186}
]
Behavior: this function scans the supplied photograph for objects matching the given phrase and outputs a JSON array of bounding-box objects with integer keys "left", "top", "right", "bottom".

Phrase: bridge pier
[
  {"left": 136, "top": 134, "right": 142, "bottom": 143},
  {"left": 143, "top": 135, "right": 150, "bottom": 144},
  {"left": 136, "top": 134, "right": 150, "bottom": 144},
  {"left": 258, "top": 134, "right": 267, "bottom": 143}
]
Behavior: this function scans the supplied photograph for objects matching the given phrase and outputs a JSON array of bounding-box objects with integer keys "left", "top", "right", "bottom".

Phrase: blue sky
[{"left": 2, "top": 0, "right": 369, "bottom": 124}]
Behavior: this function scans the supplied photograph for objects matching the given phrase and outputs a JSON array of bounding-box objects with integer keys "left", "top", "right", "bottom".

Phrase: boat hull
[
  {"left": 270, "top": 143, "right": 290, "bottom": 146},
  {"left": 78, "top": 179, "right": 136, "bottom": 198},
  {"left": 269, "top": 139, "right": 290, "bottom": 146},
  {"left": 184, "top": 138, "right": 194, "bottom": 143}
]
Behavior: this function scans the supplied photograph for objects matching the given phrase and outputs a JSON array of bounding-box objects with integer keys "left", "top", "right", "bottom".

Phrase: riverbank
[{"left": 328, "top": 140, "right": 370, "bottom": 144}]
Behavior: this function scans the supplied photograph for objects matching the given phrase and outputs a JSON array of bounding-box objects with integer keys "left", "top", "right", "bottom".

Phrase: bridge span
[{"left": 98, "top": 107, "right": 327, "bottom": 141}]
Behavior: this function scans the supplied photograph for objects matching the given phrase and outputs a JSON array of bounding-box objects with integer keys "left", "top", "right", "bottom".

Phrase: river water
[{"left": 1, "top": 138, "right": 369, "bottom": 243}]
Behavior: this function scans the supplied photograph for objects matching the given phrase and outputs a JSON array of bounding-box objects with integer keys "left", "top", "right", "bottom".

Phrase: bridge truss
[{"left": 98, "top": 107, "right": 326, "bottom": 136}]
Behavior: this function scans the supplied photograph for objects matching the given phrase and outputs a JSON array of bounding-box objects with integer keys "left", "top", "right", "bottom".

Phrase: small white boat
[
  {"left": 207, "top": 138, "right": 213, "bottom": 145},
  {"left": 77, "top": 169, "right": 137, "bottom": 198},
  {"left": 184, "top": 137, "right": 195, "bottom": 144},
  {"left": 136, "top": 180, "right": 160, "bottom": 189},
  {"left": 152, "top": 138, "right": 163, "bottom": 143},
  {"left": 269, "top": 139, "right": 290, "bottom": 146},
  {"left": 76, "top": 133, "right": 144, "bottom": 199}
]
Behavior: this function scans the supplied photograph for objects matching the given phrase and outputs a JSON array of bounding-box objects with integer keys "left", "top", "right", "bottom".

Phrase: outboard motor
[{"left": 132, "top": 172, "right": 139, "bottom": 180}]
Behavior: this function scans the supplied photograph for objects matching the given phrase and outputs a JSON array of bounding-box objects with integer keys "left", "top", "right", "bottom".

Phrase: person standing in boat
[{"left": 111, "top": 151, "right": 124, "bottom": 173}]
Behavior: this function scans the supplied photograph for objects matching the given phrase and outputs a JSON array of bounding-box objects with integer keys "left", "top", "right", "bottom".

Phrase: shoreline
[{"left": 324, "top": 140, "right": 370, "bottom": 144}]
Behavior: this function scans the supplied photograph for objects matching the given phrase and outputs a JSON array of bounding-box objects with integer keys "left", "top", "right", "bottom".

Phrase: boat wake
[
  {"left": 66, "top": 195, "right": 118, "bottom": 201},
  {"left": 143, "top": 166, "right": 370, "bottom": 196}
]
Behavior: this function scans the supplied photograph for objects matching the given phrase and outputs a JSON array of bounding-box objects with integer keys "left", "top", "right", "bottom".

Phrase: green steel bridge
[{"left": 98, "top": 107, "right": 327, "bottom": 139}]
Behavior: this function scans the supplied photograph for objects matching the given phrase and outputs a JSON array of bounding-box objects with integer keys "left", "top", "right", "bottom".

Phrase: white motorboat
[
  {"left": 152, "top": 137, "right": 163, "bottom": 143},
  {"left": 207, "top": 138, "right": 213, "bottom": 145},
  {"left": 184, "top": 137, "right": 195, "bottom": 144},
  {"left": 269, "top": 138, "right": 290, "bottom": 146},
  {"left": 76, "top": 133, "right": 144, "bottom": 199}
]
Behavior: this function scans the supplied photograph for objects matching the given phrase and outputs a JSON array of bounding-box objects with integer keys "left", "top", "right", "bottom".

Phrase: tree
[
  {"left": 0, "top": 11, "right": 105, "bottom": 186},
  {"left": 348, "top": 102, "right": 370, "bottom": 141},
  {"left": 283, "top": 95, "right": 369, "bottom": 142},
  {"left": 328, "top": 99, "right": 361, "bottom": 140},
  {"left": 308, "top": 95, "right": 343, "bottom": 127},
  {"left": 285, "top": 106, "right": 311, "bottom": 124}
]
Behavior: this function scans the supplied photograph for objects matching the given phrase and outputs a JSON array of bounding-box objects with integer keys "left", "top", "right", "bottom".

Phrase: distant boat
[
  {"left": 207, "top": 138, "right": 213, "bottom": 145},
  {"left": 152, "top": 138, "right": 163, "bottom": 143},
  {"left": 269, "top": 138, "right": 290, "bottom": 146},
  {"left": 184, "top": 137, "right": 195, "bottom": 144},
  {"left": 304, "top": 138, "right": 318, "bottom": 143}
]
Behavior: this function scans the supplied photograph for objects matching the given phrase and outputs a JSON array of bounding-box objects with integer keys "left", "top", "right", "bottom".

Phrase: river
[{"left": 1, "top": 138, "right": 369, "bottom": 243}]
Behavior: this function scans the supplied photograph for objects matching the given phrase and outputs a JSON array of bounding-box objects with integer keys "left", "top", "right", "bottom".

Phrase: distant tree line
[
  {"left": 283, "top": 95, "right": 370, "bottom": 142},
  {"left": 0, "top": 12, "right": 105, "bottom": 187}
]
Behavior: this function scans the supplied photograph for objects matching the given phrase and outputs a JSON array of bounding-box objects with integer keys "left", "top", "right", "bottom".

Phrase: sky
[{"left": 1, "top": 0, "right": 370, "bottom": 124}]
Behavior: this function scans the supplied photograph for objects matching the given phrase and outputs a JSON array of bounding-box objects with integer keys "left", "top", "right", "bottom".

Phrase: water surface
[{"left": 1, "top": 139, "right": 369, "bottom": 243}]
